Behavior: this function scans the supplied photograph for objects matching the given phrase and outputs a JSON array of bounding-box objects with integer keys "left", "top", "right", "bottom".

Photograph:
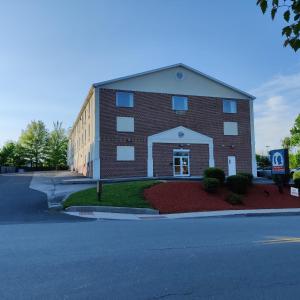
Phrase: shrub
[
  {"left": 203, "top": 167, "right": 225, "bottom": 185},
  {"left": 237, "top": 172, "right": 253, "bottom": 186},
  {"left": 203, "top": 177, "right": 220, "bottom": 193},
  {"left": 225, "top": 193, "right": 243, "bottom": 205},
  {"left": 294, "top": 179, "right": 300, "bottom": 189},
  {"left": 226, "top": 175, "right": 248, "bottom": 194},
  {"left": 272, "top": 174, "right": 290, "bottom": 186},
  {"left": 293, "top": 172, "right": 300, "bottom": 188},
  {"left": 293, "top": 171, "right": 300, "bottom": 181}
]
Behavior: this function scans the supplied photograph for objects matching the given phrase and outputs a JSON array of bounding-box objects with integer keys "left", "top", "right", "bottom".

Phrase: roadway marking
[{"left": 258, "top": 236, "right": 300, "bottom": 245}]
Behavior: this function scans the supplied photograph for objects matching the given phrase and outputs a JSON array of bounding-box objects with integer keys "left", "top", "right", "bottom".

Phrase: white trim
[
  {"left": 249, "top": 100, "right": 257, "bottom": 177},
  {"left": 93, "top": 87, "right": 101, "bottom": 179},
  {"left": 147, "top": 126, "right": 214, "bottom": 177},
  {"left": 93, "top": 63, "right": 255, "bottom": 100},
  {"left": 173, "top": 149, "right": 190, "bottom": 152}
]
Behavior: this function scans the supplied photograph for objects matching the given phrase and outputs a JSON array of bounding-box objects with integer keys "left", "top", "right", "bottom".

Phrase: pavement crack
[{"left": 147, "top": 291, "right": 194, "bottom": 300}]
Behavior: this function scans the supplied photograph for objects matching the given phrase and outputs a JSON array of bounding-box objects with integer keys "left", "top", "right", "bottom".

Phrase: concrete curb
[
  {"left": 65, "top": 206, "right": 159, "bottom": 215},
  {"left": 64, "top": 207, "right": 300, "bottom": 220}
]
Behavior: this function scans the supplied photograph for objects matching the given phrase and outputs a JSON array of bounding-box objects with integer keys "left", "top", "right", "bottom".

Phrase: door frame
[{"left": 173, "top": 149, "right": 190, "bottom": 177}]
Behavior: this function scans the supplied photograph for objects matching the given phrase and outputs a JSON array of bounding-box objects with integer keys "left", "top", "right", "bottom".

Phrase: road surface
[{"left": 1, "top": 173, "right": 300, "bottom": 299}]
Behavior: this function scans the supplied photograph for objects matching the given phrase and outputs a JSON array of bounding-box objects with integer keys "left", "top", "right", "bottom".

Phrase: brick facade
[{"left": 99, "top": 88, "right": 252, "bottom": 179}]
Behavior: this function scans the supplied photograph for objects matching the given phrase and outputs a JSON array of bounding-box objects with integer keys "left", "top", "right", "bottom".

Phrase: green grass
[{"left": 63, "top": 180, "right": 160, "bottom": 209}]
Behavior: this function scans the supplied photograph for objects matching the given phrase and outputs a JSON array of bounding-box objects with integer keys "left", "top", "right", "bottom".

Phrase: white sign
[{"left": 291, "top": 187, "right": 299, "bottom": 197}]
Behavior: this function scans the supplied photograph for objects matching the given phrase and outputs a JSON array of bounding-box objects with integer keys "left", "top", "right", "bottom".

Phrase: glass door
[{"left": 173, "top": 150, "right": 190, "bottom": 176}]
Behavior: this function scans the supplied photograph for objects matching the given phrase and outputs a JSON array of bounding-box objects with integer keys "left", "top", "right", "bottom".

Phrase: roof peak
[{"left": 93, "top": 63, "right": 255, "bottom": 100}]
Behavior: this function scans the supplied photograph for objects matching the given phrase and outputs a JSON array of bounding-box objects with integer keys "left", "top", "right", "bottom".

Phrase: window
[
  {"left": 117, "top": 146, "right": 135, "bottom": 161},
  {"left": 223, "top": 99, "right": 237, "bottom": 113},
  {"left": 116, "top": 92, "right": 134, "bottom": 107},
  {"left": 224, "top": 122, "right": 238, "bottom": 135},
  {"left": 172, "top": 96, "right": 188, "bottom": 111},
  {"left": 116, "top": 117, "right": 134, "bottom": 132}
]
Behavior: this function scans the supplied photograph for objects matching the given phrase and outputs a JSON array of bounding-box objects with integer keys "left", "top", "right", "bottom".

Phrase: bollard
[{"left": 97, "top": 180, "right": 102, "bottom": 202}]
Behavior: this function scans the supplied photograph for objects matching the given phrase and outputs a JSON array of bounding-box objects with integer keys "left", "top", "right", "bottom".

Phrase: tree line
[
  {"left": 256, "top": 114, "right": 300, "bottom": 169},
  {"left": 281, "top": 114, "right": 300, "bottom": 168},
  {"left": 0, "top": 121, "right": 69, "bottom": 169}
]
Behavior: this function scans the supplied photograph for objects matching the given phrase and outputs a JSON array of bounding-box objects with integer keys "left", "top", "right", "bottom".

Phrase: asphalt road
[
  {"left": 1, "top": 174, "right": 300, "bottom": 299},
  {"left": 0, "top": 173, "right": 84, "bottom": 224}
]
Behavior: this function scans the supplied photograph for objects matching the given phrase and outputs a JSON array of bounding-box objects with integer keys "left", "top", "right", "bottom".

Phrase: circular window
[{"left": 176, "top": 72, "right": 184, "bottom": 80}]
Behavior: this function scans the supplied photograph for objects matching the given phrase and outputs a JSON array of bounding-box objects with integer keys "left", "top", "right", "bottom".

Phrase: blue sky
[{"left": 0, "top": 0, "right": 299, "bottom": 153}]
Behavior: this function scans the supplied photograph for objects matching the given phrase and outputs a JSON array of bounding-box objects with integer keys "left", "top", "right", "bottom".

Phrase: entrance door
[
  {"left": 173, "top": 150, "right": 190, "bottom": 176},
  {"left": 228, "top": 156, "right": 236, "bottom": 176}
]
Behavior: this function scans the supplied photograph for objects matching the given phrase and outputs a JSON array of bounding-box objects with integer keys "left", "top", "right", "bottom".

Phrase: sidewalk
[
  {"left": 64, "top": 207, "right": 300, "bottom": 220},
  {"left": 29, "top": 171, "right": 96, "bottom": 209}
]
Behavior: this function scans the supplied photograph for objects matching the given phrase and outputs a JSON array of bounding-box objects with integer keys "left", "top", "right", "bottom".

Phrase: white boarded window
[
  {"left": 116, "top": 92, "right": 134, "bottom": 107},
  {"left": 117, "top": 146, "right": 135, "bottom": 161},
  {"left": 224, "top": 122, "right": 238, "bottom": 135},
  {"left": 223, "top": 100, "right": 237, "bottom": 113},
  {"left": 116, "top": 117, "right": 134, "bottom": 132}
]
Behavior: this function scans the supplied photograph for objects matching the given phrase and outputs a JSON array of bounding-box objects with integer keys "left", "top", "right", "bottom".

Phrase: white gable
[
  {"left": 98, "top": 65, "right": 253, "bottom": 100},
  {"left": 148, "top": 126, "right": 213, "bottom": 144}
]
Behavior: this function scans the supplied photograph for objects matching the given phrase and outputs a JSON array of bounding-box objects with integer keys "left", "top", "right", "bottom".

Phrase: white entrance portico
[{"left": 147, "top": 126, "right": 215, "bottom": 177}]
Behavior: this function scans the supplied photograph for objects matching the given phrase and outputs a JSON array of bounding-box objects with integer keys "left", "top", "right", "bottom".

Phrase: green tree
[
  {"left": 290, "top": 114, "right": 300, "bottom": 146},
  {"left": 19, "top": 121, "right": 48, "bottom": 167},
  {"left": 257, "top": 0, "right": 300, "bottom": 51},
  {"left": 281, "top": 136, "right": 292, "bottom": 149},
  {"left": 46, "top": 121, "right": 68, "bottom": 169},
  {"left": 0, "top": 141, "right": 26, "bottom": 167},
  {"left": 256, "top": 154, "right": 271, "bottom": 167},
  {"left": 289, "top": 152, "right": 300, "bottom": 168}
]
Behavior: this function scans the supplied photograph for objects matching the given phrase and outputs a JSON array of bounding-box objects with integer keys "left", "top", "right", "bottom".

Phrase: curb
[
  {"left": 64, "top": 208, "right": 300, "bottom": 220},
  {"left": 63, "top": 207, "right": 300, "bottom": 220},
  {"left": 65, "top": 205, "right": 159, "bottom": 215}
]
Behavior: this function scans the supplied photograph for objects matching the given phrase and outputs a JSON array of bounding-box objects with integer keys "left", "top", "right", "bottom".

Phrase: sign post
[
  {"left": 97, "top": 180, "right": 102, "bottom": 202},
  {"left": 269, "top": 149, "right": 289, "bottom": 193}
]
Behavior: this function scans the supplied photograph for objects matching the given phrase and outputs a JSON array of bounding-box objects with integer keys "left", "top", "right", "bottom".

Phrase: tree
[
  {"left": 281, "top": 136, "right": 292, "bottom": 149},
  {"left": 257, "top": 0, "right": 300, "bottom": 51},
  {"left": 19, "top": 121, "right": 48, "bottom": 167},
  {"left": 290, "top": 114, "right": 300, "bottom": 146},
  {"left": 0, "top": 141, "right": 26, "bottom": 167},
  {"left": 46, "top": 121, "right": 68, "bottom": 169},
  {"left": 256, "top": 154, "right": 271, "bottom": 167}
]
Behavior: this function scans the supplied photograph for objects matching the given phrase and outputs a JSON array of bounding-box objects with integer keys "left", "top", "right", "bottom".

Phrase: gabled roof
[{"left": 93, "top": 63, "right": 255, "bottom": 100}]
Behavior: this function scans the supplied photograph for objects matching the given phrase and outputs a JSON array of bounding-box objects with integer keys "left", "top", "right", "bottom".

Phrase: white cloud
[{"left": 251, "top": 72, "right": 300, "bottom": 154}]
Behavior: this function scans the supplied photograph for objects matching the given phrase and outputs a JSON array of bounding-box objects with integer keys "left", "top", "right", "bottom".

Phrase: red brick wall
[{"left": 99, "top": 88, "right": 252, "bottom": 178}]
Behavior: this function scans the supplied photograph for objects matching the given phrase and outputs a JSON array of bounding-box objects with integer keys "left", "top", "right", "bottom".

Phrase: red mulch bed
[{"left": 144, "top": 182, "right": 300, "bottom": 214}]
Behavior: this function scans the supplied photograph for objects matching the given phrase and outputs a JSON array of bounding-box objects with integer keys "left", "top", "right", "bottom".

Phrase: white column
[
  {"left": 208, "top": 141, "right": 215, "bottom": 167},
  {"left": 147, "top": 140, "right": 153, "bottom": 177},
  {"left": 249, "top": 99, "right": 257, "bottom": 177},
  {"left": 93, "top": 87, "right": 101, "bottom": 180}
]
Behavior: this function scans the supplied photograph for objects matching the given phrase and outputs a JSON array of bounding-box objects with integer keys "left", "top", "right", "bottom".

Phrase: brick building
[{"left": 68, "top": 64, "right": 256, "bottom": 180}]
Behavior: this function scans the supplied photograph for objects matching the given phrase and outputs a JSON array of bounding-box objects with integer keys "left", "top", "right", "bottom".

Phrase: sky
[{"left": 0, "top": 0, "right": 299, "bottom": 154}]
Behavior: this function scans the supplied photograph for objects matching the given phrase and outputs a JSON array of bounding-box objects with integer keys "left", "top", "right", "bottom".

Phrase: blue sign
[{"left": 269, "top": 149, "right": 289, "bottom": 175}]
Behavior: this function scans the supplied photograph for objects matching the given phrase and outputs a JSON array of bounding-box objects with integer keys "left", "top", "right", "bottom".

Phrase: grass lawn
[{"left": 63, "top": 180, "right": 160, "bottom": 209}]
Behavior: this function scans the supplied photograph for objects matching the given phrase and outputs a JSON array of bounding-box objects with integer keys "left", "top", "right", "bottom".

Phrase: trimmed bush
[
  {"left": 293, "top": 171, "right": 300, "bottom": 189},
  {"left": 294, "top": 178, "right": 300, "bottom": 189},
  {"left": 203, "top": 177, "right": 220, "bottom": 193},
  {"left": 272, "top": 174, "right": 290, "bottom": 186},
  {"left": 226, "top": 175, "right": 248, "bottom": 194},
  {"left": 225, "top": 193, "right": 243, "bottom": 205},
  {"left": 237, "top": 172, "right": 253, "bottom": 186},
  {"left": 293, "top": 171, "right": 300, "bottom": 181},
  {"left": 204, "top": 167, "right": 225, "bottom": 185}
]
